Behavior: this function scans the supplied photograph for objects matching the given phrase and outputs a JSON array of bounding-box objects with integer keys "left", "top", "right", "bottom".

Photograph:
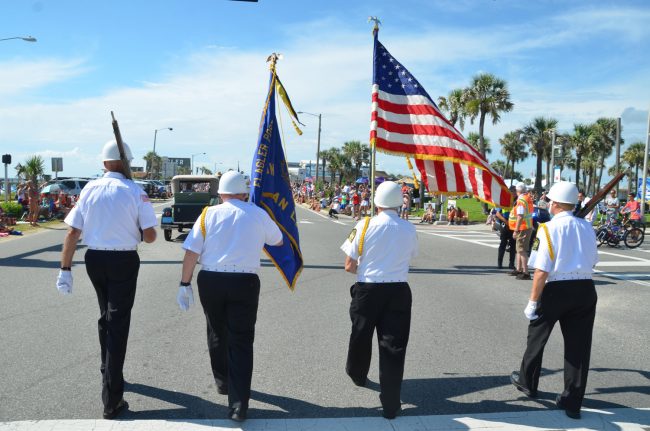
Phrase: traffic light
[{"left": 2, "top": 154, "right": 11, "bottom": 164}]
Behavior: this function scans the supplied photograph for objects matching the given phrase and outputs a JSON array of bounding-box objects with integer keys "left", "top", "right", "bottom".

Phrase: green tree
[
  {"left": 467, "top": 132, "right": 491, "bottom": 154},
  {"left": 570, "top": 123, "right": 593, "bottom": 188},
  {"left": 342, "top": 140, "right": 370, "bottom": 178},
  {"left": 622, "top": 142, "right": 646, "bottom": 192},
  {"left": 591, "top": 117, "right": 620, "bottom": 190},
  {"left": 522, "top": 117, "right": 558, "bottom": 192},
  {"left": 198, "top": 166, "right": 212, "bottom": 175},
  {"left": 144, "top": 151, "right": 162, "bottom": 179},
  {"left": 437, "top": 88, "right": 467, "bottom": 130},
  {"left": 17, "top": 155, "right": 45, "bottom": 186},
  {"left": 464, "top": 73, "right": 514, "bottom": 158},
  {"left": 499, "top": 130, "right": 527, "bottom": 186},
  {"left": 490, "top": 160, "right": 507, "bottom": 176}
]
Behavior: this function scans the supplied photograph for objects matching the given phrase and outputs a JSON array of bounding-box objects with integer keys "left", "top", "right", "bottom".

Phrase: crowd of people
[{"left": 10, "top": 181, "right": 77, "bottom": 227}]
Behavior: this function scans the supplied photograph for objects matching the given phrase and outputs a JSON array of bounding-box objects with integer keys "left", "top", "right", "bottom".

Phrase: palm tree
[
  {"left": 522, "top": 117, "right": 558, "bottom": 192},
  {"left": 490, "top": 160, "right": 507, "bottom": 176},
  {"left": 342, "top": 141, "right": 370, "bottom": 178},
  {"left": 143, "top": 151, "right": 162, "bottom": 179},
  {"left": 570, "top": 123, "right": 593, "bottom": 189},
  {"left": 591, "top": 118, "right": 620, "bottom": 190},
  {"left": 319, "top": 148, "right": 339, "bottom": 183},
  {"left": 198, "top": 166, "right": 212, "bottom": 175},
  {"left": 437, "top": 88, "right": 467, "bottom": 130},
  {"left": 464, "top": 73, "right": 514, "bottom": 158},
  {"left": 19, "top": 155, "right": 45, "bottom": 186},
  {"left": 499, "top": 130, "right": 527, "bottom": 186},
  {"left": 623, "top": 142, "right": 646, "bottom": 192},
  {"left": 467, "top": 132, "right": 491, "bottom": 154}
]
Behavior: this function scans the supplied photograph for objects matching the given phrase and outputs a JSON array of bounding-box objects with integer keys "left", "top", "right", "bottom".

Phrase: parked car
[
  {"left": 161, "top": 175, "right": 220, "bottom": 241},
  {"left": 42, "top": 178, "right": 89, "bottom": 196}
]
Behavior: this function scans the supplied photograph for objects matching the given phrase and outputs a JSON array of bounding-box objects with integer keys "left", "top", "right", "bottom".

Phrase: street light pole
[
  {"left": 152, "top": 127, "right": 173, "bottom": 179},
  {"left": 297, "top": 111, "right": 322, "bottom": 182},
  {"left": 550, "top": 129, "right": 556, "bottom": 188},
  {"left": 0, "top": 36, "right": 37, "bottom": 42},
  {"left": 191, "top": 152, "right": 206, "bottom": 175}
]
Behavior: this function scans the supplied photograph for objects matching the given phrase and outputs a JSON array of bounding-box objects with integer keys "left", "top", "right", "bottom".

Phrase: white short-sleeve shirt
[
  {"left": 528, "top": 211, "right": 598, "bottom": 282},
  {"left": 64, "top": 172, "right": 158, "bottom": 249},
  {"left": 340, "top": 210, "right": 418, "bottom": 283},
  {"left": 182, "top": 199, "right": 282, "bottom": 274}
]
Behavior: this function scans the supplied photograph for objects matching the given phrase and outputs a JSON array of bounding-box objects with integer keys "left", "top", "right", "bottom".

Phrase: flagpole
[
  {"left": 369, "top": 16, "right": 381, "bottom": 216},
  {"left": 641, "top": 107, "right": 650, "bottom": 218}
]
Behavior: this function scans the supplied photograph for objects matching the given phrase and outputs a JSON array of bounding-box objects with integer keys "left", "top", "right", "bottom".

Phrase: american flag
[{"left": 370, "top": 32, "right": 512, "bottom": 208}]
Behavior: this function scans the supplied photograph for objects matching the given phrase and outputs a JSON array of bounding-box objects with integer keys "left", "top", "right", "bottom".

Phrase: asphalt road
[{"left": 0, "top": 203, "right": 648, "bottom": 421}]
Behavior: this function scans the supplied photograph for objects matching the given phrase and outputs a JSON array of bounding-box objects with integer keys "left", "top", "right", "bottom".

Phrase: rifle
[
  {"left": 575, "top": 172, "right": 625, "bottom": 219},
  {"left": 110, "top": 111, "right": 132, "bottom": 180}
]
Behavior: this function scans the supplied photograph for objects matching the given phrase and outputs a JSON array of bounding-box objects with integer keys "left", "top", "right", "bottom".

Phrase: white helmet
[
  {"left": 515, "top": 182, "right": 527, "bottom": 192},
  {"left": 218, "top": 171, "right": 248, "bottom": 194},
  {"left": 102, "top": 140, "right": 133, "bottom": 162},
  {"left": 547, "top": 181, "right": 578, "bottom": 205},
  {"left": 374, "top": 181, "right": 403, "bottom": 208}
]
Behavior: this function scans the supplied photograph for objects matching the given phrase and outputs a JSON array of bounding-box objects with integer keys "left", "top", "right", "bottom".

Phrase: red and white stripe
[{"left": 370, "top": 85, "right": 512, "bottom": 208}]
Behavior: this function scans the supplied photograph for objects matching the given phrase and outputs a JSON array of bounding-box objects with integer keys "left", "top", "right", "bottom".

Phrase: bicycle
[{"left": 595, "top": 215, "right": 644, "bottom": 248}]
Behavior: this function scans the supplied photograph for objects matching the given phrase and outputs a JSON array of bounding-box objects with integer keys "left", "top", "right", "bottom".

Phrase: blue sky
[{"left": 1, "top": 0, "right": 649, "bottom": 180}]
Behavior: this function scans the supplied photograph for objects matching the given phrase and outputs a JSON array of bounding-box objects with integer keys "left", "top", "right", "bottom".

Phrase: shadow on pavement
[{"left": 118, "top": 367, "right": 646, "bottom": 423}]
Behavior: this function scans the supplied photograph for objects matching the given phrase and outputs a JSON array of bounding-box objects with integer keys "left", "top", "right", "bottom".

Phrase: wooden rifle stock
[
  {"left": 110, "top": 111, "right": 132, "bottom": 180},
  {"left": 575, "top": 172, "right": 625, "bottom": 219}
]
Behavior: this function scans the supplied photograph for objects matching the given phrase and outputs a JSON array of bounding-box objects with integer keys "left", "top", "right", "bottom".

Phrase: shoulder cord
[
  {"left": 200, "top": 206, "right": 209, "bottom": 239},
  {"left": 357, "top": 216, "right": 371, "bottom": 256},
  {"left": 539, "top": 223, "right": 555, "bottom": 261}
]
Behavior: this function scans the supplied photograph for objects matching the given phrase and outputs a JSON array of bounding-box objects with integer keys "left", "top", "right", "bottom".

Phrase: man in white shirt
[
  {"left": 510, "top": 181, "right": 598, "bottom": 420},
  {"left": 58, "top": 140, "right": 158, "bottom": 420},
  {"left": 177, "top": 171, "right": 282, "bottom": 423},
  {"left": 340, "top": 181, "right": 418, "bottom": 420}
]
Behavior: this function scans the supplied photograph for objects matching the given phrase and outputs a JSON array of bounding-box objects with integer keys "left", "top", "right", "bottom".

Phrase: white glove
[
  {"left": 177, "top": 284, "right": 194, "bottom": 311},
  {"left": 56, "top": 270, "right": 73, "bottom": 295},
  {"left": 524, "top": 300, "right": 538, "bottom": 320}
]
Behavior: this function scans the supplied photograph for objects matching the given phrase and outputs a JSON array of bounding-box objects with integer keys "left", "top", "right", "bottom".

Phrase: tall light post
[
  {"left": 1, "top": 36, "right": 36, "bottom": 200},
  {"left": 191, "top": 152, "right": 206, "bottom": 175},
  {"left": 153, "top": 127, "right": 173, "bottom": 178},
  {"left": 0, "top": 36, "right": 37, "bottom": 43},
  {"left": 297, "top": 111, "right": 322, "bottom": 182}
]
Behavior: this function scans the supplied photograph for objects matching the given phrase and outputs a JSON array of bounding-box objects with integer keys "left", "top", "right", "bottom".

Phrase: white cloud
[{"left": 0, "top": 57, "right": 89, "bottom": 97}]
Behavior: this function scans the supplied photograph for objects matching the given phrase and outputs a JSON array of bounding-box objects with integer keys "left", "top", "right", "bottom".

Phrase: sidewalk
[{"left": 2, "top": 407, "right": 648, "bottom": 430}]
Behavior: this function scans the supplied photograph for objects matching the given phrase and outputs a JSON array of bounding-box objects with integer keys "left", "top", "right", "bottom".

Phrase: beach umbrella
[
  {"left": 40, "top": 183, "right": 67, "bottom": 194},
  {"left": 355, "top": 177, "right": 369, "bottom": 184}
]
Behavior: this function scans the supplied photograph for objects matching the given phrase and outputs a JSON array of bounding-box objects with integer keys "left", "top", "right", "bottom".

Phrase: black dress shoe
[
  {"left": 228, "top": 407, "right": 247, "bottom": 422},
  {"left": 555, "top": 394, "right": 581, "bottom": 419},
  {"left": 350, "top": 376, "right": 367, "bottom": 387},
  {"left": 510, "top": 372, "right": 537, "bottom": 398},
  {"left": 103, "top": 399, "right": 129, "bottom": 420},
  {"left": 382, "top": 407, "right": 401, "bottom": 419},
  {"left": 508, "top": 270, "right": 521, "bottom": 276}
]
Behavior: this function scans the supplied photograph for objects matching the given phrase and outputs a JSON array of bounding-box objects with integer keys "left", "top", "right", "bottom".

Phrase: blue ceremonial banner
[{"left": 249, "top": 68, "right": 303, "bottom": 290}]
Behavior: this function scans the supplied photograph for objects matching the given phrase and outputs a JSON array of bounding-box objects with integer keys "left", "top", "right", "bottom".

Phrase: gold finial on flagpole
[
  {"left": 368, "top": 16, "right": 381, "bottom": 32},
  {"left": 266, "top": 52, "right": 283, "bottom": 70}
]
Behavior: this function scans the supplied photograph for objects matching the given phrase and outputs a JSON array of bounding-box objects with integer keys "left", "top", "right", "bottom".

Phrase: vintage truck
[{"left": 160, "top": 175, "right": 220, "bottom": 242}]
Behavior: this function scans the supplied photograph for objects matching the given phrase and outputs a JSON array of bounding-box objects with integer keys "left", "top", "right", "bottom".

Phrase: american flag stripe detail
[{"left": 371, "top": 34, "right": 511, "bottom": 208}]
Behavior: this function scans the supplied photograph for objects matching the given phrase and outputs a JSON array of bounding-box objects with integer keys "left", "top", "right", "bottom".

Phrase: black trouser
[
  {"left": 498, "top": 225, "right": 515, "bottom": 268},
  {"left": 197, "top": 271, "right": 260, "bottom": 412},
  {"left": 346, "top": 282, "right": 412, "bottom": 414},
  {"left": 85, "top": 249, "right": 140, "bottom": 411},
  {"left": 329, "top": 208, "right": 339, "bottom": 218},
  {"left": 518, "top": 279, "right": 597, "bottom": 411}
]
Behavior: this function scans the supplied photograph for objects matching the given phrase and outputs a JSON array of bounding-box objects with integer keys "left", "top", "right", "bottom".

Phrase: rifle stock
[
  {"left": 575, "top": 172, "right": 625, "bottom": 219},
  {"left": 110, "top": 111, "right": 133, "bottom": 180}
]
